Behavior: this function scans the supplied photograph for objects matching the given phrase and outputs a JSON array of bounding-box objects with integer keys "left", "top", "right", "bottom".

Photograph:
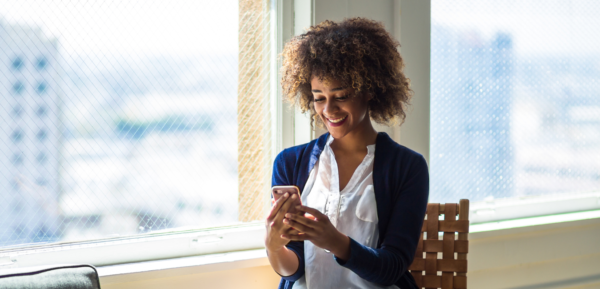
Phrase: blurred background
[{"left": 0, "top": 0, "right": 240, "bottom": 247}]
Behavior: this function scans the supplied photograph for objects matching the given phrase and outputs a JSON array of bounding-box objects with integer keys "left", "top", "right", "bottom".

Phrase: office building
[{"left": 0, "top": 19, "right": 62, "bottom": 246}]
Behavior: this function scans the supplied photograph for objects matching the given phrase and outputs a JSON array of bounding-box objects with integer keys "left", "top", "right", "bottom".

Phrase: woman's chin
[{"left": 327, "top": 127, "right": 350, "bottom": 139}]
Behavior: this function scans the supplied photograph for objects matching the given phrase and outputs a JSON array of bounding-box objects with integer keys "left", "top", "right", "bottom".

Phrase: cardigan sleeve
[
  {"left": 272, "top": 149, "right": 306, "bottom": 282},
  {"left": 333, "top": 155, "right": 429, "bottom": 286}
]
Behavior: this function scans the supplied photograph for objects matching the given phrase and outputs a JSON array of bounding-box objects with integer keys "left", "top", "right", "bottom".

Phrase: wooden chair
[{"left": 409, "top": 199, "right": 470, "bottom": 289}]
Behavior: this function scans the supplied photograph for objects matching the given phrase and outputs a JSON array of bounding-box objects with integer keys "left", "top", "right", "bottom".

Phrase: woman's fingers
[
  {"left": 283, "top": 217, "right": 312, "bottom": 233},
  {"left": 296, "top": 205, "right": 326, "bottom": 220},
  {"left": 266, "top": 193, "right": 289, "bottom": 221},
  {"left": 304, "top": 213, "right": 317, "bottom": 221},
  {"left": 279, "top": 193, "right": 299, "bottom": 217},
  {"left": 281, "top": 232, "right": 310, "bottom": 241},
  {"left": 284, "top": 227, "right": 301, "bottom": 235},
  {"left": 285, "top": 212, "right": 316, "bottom": 228}
]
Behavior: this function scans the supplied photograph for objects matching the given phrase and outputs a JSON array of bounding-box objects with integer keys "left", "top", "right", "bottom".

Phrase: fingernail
[
  {"left": 284, "top": 193, "right": 289, "bottom": 198},
  {"left": 291, "top": 194, "right": 296, "bottom": 199},
  {"left": 285, "top": 213, "right": 291, "bottom": 218}
]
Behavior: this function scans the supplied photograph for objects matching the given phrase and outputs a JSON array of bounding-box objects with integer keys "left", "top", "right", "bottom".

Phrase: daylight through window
[{"left": 0, "top": 0, "right": 273, "bottom": 252}]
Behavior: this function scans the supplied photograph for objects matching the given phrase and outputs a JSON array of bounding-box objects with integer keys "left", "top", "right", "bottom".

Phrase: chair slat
[
  {"left": 418, "top": 275, "right": 468, "bottom": 289},
  {"left": 410, "top": 199, "right": 470, "bottom": 288},
  {"left": 423, "top": 240, "right": 469, "bottom": 253},
  {"left": 421, "top": 220, "right": 469, "bottom": 233}
]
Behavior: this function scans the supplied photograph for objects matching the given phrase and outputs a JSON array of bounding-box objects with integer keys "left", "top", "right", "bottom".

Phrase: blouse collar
[{"left": 325, "top": 134, "right": 376, "bottom": 155}]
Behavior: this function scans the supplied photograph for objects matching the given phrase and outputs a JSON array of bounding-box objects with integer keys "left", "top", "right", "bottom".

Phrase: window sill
[
  {"left": 98, "top": 249, "right": 269, "bottom": 286},
  {"left": 1, "top": 222, "right": 266, "bottom": 270},
  {"left": 471, "top": 209, "right": 600, "bottom": 235},
  {"left": 469, "top": 192, "right": 600, "bottom": 223},
  {"left": 96, "top": 210, "right": 600, "bottom": 287},
  {"left": 4, "top": 205, "right": 600, "bottom": 289}
]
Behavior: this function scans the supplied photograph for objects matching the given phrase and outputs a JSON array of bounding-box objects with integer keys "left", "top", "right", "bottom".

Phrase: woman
[{"left": 265, "top": 18, "right": 429, "bottom": 289}]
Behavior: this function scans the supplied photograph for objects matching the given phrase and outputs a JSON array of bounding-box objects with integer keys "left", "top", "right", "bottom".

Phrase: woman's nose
[{"left": 323, "top": 98, "right": 338, "bottom": 114}]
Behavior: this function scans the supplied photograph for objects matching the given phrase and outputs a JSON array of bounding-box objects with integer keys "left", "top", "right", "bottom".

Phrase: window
[
  {"left": 11, "top": 153, "right": 24, "bottom": 166},
  {"left": 12, "top": 81, "right": 24, "bottom": 95},
  {"left": 10, "top": 180, "right": 20, "bottom": 192},
  {"left": 11, "top": 200, "right": 23, "bottom": 214},
  {"left": 36, "top": 152, "right": 48, "bottom": 164},
  {"left": 36, "top": 106, "right": 47, "bottom": 117},
  {"left": 36, "top": 129, "right": 47, "bottom": 142},
  {"left": 36, "top": 82, "right": 47, "bottom": 94},
  {"left": 36, "top": 178, "right": 48, "bottom": 186},
  {"left": 11, "top": 57, "right": 23, "bottom": 71},
  {"left": 1, "top": 0, "right": 274, "bottom": 266},
  {"left": 12, "top": 106, "right": 24, "bottom": 118},
  {"left": 431, "top": 0, "right": 600, "bottom": 222},
  {"left": 36, "top": 56, "right": 48, "bottom": 70},
  {"left": 11, "top": 130, "right": 24, "bottom": 143}
]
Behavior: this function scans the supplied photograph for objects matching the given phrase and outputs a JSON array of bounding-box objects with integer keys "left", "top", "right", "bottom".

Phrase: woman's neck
[{"left": 330, "top": 118, "right": 378, "bottom": 153}]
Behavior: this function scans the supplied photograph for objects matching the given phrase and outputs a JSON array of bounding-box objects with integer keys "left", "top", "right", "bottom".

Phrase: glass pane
[
  {"left": 0, "top": 1, "right": 249, "bottom": 248},
  {"left": 431, "top": 1, "right": 600, "bottom": 207}
]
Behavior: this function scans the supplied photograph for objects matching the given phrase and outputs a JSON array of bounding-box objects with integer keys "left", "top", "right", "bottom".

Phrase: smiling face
[{"left": 311, "top": 76, "right": 372, "bottom": 139}]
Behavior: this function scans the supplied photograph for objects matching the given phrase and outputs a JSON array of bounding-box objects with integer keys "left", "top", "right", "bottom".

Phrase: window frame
[
  {"left": 1, "top": 0, "right": 279, "bottom": 269},
  {"left": 425, "top": 0, "right": 600, "bottom": 223}
]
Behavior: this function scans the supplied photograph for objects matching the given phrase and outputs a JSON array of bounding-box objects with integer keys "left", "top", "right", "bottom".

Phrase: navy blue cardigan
[{"left": 272, "top": 132, "right": 429, "bottom": 289}]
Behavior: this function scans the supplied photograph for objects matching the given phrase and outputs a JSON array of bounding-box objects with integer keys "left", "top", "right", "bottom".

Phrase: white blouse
[{"left": 293, "top": 136, "right": 398, "bottom": 289}]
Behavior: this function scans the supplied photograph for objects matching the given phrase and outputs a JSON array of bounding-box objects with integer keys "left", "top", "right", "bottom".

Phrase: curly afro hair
[{"left": 280, "top": 17, "right": 412, "bottom": 127}]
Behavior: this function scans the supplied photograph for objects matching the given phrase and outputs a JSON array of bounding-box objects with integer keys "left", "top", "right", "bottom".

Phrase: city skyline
[
  {"left": 0, "top": 10, "right": 240, "bottom": 247},
  {"left": 0, "top": 20, "right": 62, "bottom": 246}
]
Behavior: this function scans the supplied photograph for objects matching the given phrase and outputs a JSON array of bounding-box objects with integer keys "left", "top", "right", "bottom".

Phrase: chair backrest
[{"left": 409, "top": 199, "right": 470, "bottom": 289}]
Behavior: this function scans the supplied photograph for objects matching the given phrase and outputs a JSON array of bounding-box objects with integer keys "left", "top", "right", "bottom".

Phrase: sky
[
  {"left": 2, "top": 0, "right": 599, "bottom": 56},
  {"left": 433, "top": 0, "right": 600, "bottom": 55},
  {"left": 0, "top": 0, "right": 239, "bottom": 56}
]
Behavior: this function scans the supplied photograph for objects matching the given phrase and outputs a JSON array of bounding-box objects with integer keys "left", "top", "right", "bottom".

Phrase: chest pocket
[{"left": 355, "top": 185, "right": 378, "bottom": 223}]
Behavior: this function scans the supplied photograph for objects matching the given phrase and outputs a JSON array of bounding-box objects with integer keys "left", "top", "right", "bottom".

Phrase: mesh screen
[
  {"left": 431, "top": 0, "right": 600, "bottom": 204},
  {"left": 0, "top": 0, "right": 272, "bottom": 248}
]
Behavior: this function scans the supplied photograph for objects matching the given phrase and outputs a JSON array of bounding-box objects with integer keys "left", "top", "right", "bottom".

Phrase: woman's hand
[
  {"left": 265, "top": 193, "right": 303, "bottom": 276},
  {"left": 281, "top": 205, "right": 351, "bottom": 261},
  {"left": 265, "top": 193, "right": 298, "bottom": 252}
]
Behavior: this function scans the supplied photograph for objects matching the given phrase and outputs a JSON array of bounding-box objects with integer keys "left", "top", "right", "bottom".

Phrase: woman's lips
[{"left": 326, "top": 115, "right": 347, "bottom": 127}]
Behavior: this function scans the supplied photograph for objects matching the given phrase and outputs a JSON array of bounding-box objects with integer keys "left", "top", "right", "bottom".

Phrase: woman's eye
[
  {"left": 314, "top": 98, "right": 325, "bottom": 102},
  {"left": 336, "top": 95, "right": 349, "bottom": 101}
]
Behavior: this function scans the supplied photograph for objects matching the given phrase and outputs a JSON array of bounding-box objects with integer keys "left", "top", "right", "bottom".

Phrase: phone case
[{"left": 272, "top": 185, "right": 302, "bottom": 213}]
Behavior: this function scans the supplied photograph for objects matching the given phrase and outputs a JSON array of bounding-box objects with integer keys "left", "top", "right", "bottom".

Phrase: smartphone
[{"left": 272, "top": 185, "right": 302, "bottom": 214}]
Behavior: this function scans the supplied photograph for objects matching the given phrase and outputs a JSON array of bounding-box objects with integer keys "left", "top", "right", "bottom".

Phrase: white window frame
[
  {"left": 420, "top": 0, "right": 600, "bottom": 223},
  {"left": 287, "top": 0, "right": 600, "bottom": 224},
  {"left": 1, "top": 0, "right": 280, "bottom": 269}
]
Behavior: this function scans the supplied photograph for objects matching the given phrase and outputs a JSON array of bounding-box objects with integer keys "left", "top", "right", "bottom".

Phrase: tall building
[
  {"left": 0, "top": 20, "right": 62, "bottom": 246},
  {"left": 431, "top": 25, "right": 514, "bottom": 203}
]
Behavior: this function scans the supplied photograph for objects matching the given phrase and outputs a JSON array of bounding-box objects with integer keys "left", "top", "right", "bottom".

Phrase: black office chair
[{"left": 0, "top": 264, "right": 101, "bottom": 289}]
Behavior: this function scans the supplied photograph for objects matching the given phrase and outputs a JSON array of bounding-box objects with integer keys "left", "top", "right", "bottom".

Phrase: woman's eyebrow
[{"left": 311, "top": 87, "right": 346, "bottom": 93}]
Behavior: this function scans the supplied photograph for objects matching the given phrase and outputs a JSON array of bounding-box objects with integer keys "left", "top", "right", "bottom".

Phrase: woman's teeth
[{"left": 328, "top": 116, "right": 347, "bottom": 123}]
